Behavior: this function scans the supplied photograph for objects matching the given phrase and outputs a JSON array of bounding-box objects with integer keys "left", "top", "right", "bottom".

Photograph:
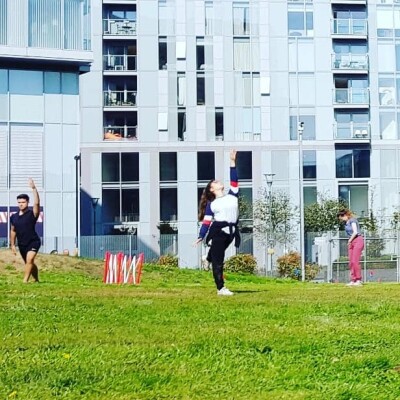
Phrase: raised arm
[
  {"left": 29, "top": 178, "right": 40, "bottom": 218},
  {"left": 228, "top": 150, "right": 239, "bottom": 197}
]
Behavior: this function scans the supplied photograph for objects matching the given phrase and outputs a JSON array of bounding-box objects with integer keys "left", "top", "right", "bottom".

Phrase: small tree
[
  {"left": 304, "top": 193, "right": 347, "bottom": 233},
  {"left": 253, "top": 189, "right": 298, "bottom": 251}
]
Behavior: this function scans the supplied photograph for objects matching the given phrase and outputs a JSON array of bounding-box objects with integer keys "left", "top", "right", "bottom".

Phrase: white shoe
[
  {"left": 353, "top": 280, "right": 363, "bottom": 286},
  {"left": 217, "top": 287, "right": 234, "bottom": 296},
  {"left": 346, "top": 281, "right": 355, "bottom": 286}
]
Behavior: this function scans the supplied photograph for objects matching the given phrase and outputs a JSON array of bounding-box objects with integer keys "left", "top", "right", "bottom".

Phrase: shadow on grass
[{"left": 233, "top": 289, "right": 269, "bottom": 294}]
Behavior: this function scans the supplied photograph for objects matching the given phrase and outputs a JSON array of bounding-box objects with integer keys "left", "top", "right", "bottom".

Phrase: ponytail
[{"left": 198, "top": 180, "right": 215, "bottom": 221}]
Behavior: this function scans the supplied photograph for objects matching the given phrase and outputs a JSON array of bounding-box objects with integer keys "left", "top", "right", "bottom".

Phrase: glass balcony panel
[
  {"left": 103, "top": 55, "right": 137, "bottom": 71},
  {"left": 331, "top": 54, "right": 368, "bottom": 70},
  {"left": 332, "top": 19, "right": 367, "bottom": 35},
  {"left": 334, "top": 89, "right": 369, "bottom": 105},
  {"left": 104, "top": 126, "right": 137, "bottom": 140},
  {"left": 334, "top": 123, "right": 370, "bottom": 139},
  {"left": 103, "top": 19, "right": 137, "bottom": 36},
  {"left": 103, "top": 91, "right": 137, "bottom": 106}
]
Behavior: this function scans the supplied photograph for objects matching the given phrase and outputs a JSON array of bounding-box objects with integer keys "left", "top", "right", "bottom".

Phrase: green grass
[{"left": 1, "top": 264, "right": 400, "bottom": 399}]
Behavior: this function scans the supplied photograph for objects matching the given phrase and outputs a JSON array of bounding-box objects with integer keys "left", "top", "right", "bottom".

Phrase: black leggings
[{"left": 207, "top": 231, "right": 234, "bottom": 290}]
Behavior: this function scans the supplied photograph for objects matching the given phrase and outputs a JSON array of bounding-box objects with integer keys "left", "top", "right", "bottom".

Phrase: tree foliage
[
  {"left": 304, "top": 194, "right": 347, "bottom": 233},
  {"left": 253, "top": 189, "right": 298, "bottom": 249}
]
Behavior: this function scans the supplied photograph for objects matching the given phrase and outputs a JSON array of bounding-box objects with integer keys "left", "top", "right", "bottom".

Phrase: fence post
[
  {"left": 327, "top": 231, "right": 332, "bottom": 283},
  {"left": 363, "top": 229, "right": 367, "bottom": 281}
]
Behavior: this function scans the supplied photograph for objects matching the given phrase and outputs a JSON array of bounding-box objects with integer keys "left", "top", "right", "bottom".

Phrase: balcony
[
  {"left": 331, "top": 54, "right": 368, "bottom": 73},
  {"left": 103, "top": 19, "right": 136, "bottom": 36},
  {"left": 333, "top": 88, "right": 369, "bottom": 107},
  {"left": 334, "top": 123, "right": 370, "bottom": 140},
  {"left": 104, "top": 126, "right": 137, "bottom": 140},
  {"left": 234, "top": 132, "right": 261, "bottom": 141},
  {"left": 331, "top": 19, "right": 367, "bottom": 38},
  {"left": 103, "top": 55, "right": 137, "bottom": 72},
  {"left": 103, "top": 90, "right": 137, "bottom": 107}
]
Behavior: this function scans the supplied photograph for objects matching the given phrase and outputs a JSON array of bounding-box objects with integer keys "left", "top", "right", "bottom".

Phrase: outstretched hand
[
  {"left": 192, "top": 238, "right": 203, "bottom": 247},
  {"left": 28, "top": 178, "right": 36, "bottom": 189}
]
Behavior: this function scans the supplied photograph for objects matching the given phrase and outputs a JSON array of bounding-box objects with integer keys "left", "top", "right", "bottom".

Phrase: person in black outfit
[{"left": 10, "top": 178, "right": 41, "bottom": 283}]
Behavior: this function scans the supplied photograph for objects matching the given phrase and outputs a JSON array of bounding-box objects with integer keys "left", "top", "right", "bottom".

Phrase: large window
[
  {"left": 177, "top": 73, "right": 186, "bottom": 106},
  {"left": 197, "top": 73, "right": 205, "bottom": 105},
  {"left": 178, "top": 109, "right": 186, "bottom": 141},
  {"left": 215, "top": 108, "right": 224, "bottom": 139},
  {"left": 160, "top": 188, "right": 178, "bottom": 221},
  {"left": 159, "top": 37, "right": 167, "bottom": 70},
  {"left": 338, "top": 185, "right": 368, "bottom": 217},
  {"left": 288, "top": 3, "right": 313, "bottom": 37},
  {"left": 335, "top": 145, "right": 370, "bottom": 178},
  {"left": 290, "top": 115, "right": 315, "bottom": 140},
  {"left": 236, "top": 151, "right": 252, "bottom": 180},
  {"left": 196, "top": 37, "right": 205, "bottom": 70},
  {"left": 233, "top": 2, "right": 250, "bottom": 36},
  {"left": 160, "top": 152, "right": 177, "bottom": 181},
  {"left": 197, "top": 152, "right": 215, "bottom": 181},
  {"left": 205, "top": 0, "right": 214, "bottom": 36},
  {"left": 303, "top": 150, "right": 316, "bottom": 180},
  {"left": 377, "top": 7, "right": 400, "bottom": 38},
  {"left": 102, "top": 152, "right": 139, "bottom": 183}
]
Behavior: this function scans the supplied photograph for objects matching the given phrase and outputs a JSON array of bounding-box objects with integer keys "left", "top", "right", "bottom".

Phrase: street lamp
[
  {"left": 298, "top": 122, "right": 305, "bottom": 282},
  {"left": 264, "top": 173, "right": 275, "bottom": 276},
  {"left": 91, "top": 197, "right": 99, "bottom": 258},
  {"left": 74, "top": 154, "right": 81, "bottom": 254}
]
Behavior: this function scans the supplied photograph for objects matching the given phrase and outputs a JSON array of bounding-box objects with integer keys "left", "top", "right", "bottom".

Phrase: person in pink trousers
[{"left": 337, "top": 209, "right": 364, "bottom": 286}]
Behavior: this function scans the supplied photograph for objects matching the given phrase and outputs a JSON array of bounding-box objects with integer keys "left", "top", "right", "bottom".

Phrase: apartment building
[{"left": 0, "top": 0, "right": 92, "bottom": 251}]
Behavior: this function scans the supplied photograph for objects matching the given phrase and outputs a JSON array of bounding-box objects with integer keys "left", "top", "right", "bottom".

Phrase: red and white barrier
[{"left": 103, "top": 252, "right": 144, "bottom": 285}]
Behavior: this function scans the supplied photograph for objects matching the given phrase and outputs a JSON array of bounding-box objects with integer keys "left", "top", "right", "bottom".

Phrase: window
[
  {"left": 102, "top": 153, "right": 139, "bottom": 183},
  {"left": 377, "top": 7, "right": 400, "bottom": 38},
  {"left": 177, "top": 73, "right": 186, "bottom": 106},
  {"left": 160, "top": 152, "right": 177, "bottom": 181},
  {"left": 379, "top": 76, "right": 395, "bottom": 106},
  {"left": 303, "top": 150, "right": 316, "bottom": 180},
  {"left": 44, "top": 72, "right": 61, "bottom": 94},
  {"left": 290, "top": 115, "right": 315, "bottom": 140},
  {"left": 0, "top": 69, "right": 7, "bottom": 94},
  {"left": 304, "top": 186, "right": 317, "bottom": 206},
  {"left": 196, "top": 37, "right": 205, "bottom": 70},
  {"left": 159, "top": 37, "right": 167, "bottom": 70},
  {"left": 379, "top": 111, "right": 397, "bottom": 139},
  {"left": 234, "top": 39, "right": 251, "bottom": 71},
  {"left": 234, "top": 72, "right": 260, "bottom": 106},
  {"left": 335, "top": 144, "right": 370, "bottom": 178},
  {"left": 215, "top": 108, "right": 224, "bottom": 139},
  {"left": 236, "top": 151, "right": 252, "bottom": 180},
  {"left": 61, "top": 72, "right": 79, "bottom": 95},
  {"left": 197, "top": 73, "right": 205, "bottom": 105},
  {"left": 334, "top": 111, "right": 369, "bottom": 139},
  {"left": 160, "top": 188, "right": 178, "bottom": 221},
  {"left": 338, "top": 185, "right": 368, "bottom": 217},
  {"left": 197, "top": 152, "right": 215, "bottom": 181},
  {"left": 233, "top": 2, "right": 250, "bottom": 36},
  {"left": 0, "top": 0, "right": 6, "bottom": 45},
  {"left": 178, "top": 109, "right": 186, "bottom": 141},
  {"left": 205, "top": 0, "right": 214, "bottom": 36},
  {"left": 288, "top": 3, "right": 313, "bottom": 37},
  {"left": 9, "top": 70, "right": 43, "bottom": 95}
]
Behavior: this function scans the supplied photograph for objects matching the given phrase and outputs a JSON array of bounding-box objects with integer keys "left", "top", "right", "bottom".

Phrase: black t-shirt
[{"left": 10, "top": 209, "right": 40, "bottom": 247}]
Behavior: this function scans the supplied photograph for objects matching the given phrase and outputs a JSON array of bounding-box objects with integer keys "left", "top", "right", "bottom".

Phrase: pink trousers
[{"left": 348, "top": 235, "right": 364, "bottom": 282}]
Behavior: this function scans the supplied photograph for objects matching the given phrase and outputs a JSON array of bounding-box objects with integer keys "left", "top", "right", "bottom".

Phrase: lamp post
[
  {"left": 74, "top": 154, "right": 81, "bottom": 254},
  {"left": 264, "top": 173, "right": 275, "bottom": 276},
  {"left": 91, "top": 197, "right": 99, "bottom": 258},
  {"left": 298, "top": 122, "right": 305, "bottom": 282}
]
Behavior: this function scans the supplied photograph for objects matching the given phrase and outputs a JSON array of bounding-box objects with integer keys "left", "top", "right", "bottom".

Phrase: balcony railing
[
  {"left": 104, "top": 126, "right": 137, "bottom": 140},
  {"left": 334, "top": 123, "right": 370, "bottom": 139},
  {"left": 103, "top": 19, "right": 137, "bottom": 36},
  {"left": 331, "top": 53, "right": 369, "bottom": 70},
  {"left": 103, "top": 55, "right": 137, "bottom": 71},
  {"left": 331, "top": 19, "right": 367, "bottom": 36},
  {"left": 333, "top": 88, "right": 369, "bottom": 105},
  {"left": 103, "top": 91, "right": 137, "bottom": 107},
  {"left": 234, "top": 132, "right": 261, "bottom": 141}
]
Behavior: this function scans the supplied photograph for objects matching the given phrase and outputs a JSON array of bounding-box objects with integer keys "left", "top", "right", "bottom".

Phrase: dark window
[
  {"left": 102, "top": 153, "right": 120, "bottom": 182},
  {"left": 102, "top": 188, "right": 120, "bottom": 223},
  {"left": 160, "top": 188, "right": 178, "bottom": 221},
  {"left": 121, "top": 153, "right": 139, "bottom": 182},
  {"left": 160, "top": 152, "right": 177, "bottom": 181},
  {"left": 178, "top": 109, "right": 186, "bottom": 141},
  {"left": 303, "top": 150, "right": 316, "bottom": 180},
  {"left": 197, "top": 152, "right": 215, "bottom": 181},
  {"left": 215, "top": 108, "right": 224, "bottom": 138},
  {"left": 237, "top": 151, "right": 252, "bottom": 180},
  {"left": 197, "top": 74, "right": 205, "bottom": 105},
  {"left": 122, "top": 189, "right": 139, "bottom": 222},
  {"left": 335, "top": 144, "right": 370, "bottom": 178},
  {"left": 196, "top": 39, "right": 205, "bottom": 70},
  {"left": 159, "top": 37, "right": 167, "bottom": 70}
]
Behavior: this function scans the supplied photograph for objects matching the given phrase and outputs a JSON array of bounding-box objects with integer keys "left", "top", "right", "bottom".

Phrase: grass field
[{"left": 1, "top": 250, "right": 400, "bottom": 400}]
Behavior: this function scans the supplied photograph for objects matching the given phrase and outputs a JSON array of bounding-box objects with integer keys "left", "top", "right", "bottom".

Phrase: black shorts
[{"left": 19, "top": 240, "right": 41, "bottom": 263}]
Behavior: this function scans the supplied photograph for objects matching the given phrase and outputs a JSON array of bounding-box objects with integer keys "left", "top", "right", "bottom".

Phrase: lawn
[{"left": 1, "top": 252, "right": 400, "bottom": 399}]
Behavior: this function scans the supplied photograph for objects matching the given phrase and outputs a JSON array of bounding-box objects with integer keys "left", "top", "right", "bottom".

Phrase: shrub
[
  {"left": 224, "top": 253, "right": 257, "bottom": 274},
  {"left": 276, "top": 251, "right": 320, "bottom": 281},
  {"left": 157, "top": 254, "right": 179, "bottom": 268}
]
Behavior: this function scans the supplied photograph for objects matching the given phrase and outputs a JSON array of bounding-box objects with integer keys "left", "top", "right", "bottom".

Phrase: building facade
[
  {"left": 0, "top": 0, "right": 92, "bottom": 252},
  {"left": 2, "top": 0, "right": 398, "bottom": 269}
]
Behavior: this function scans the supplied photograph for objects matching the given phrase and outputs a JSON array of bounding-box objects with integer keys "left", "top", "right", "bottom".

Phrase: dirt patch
[{"left": 0, "top": 248, "right": 104, "bottom": 277}]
